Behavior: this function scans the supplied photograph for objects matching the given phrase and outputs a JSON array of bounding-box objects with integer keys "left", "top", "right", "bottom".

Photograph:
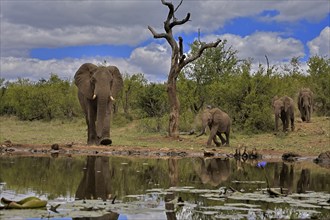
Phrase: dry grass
[{"left": 0, "top": 116, "right": 329, "bottom": 156}]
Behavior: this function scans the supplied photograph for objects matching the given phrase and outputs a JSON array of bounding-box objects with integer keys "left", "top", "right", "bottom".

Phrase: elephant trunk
[
  {"left": 96, "top": 95, "right": 109, "bottom": 139},
  {"left": 302, "top": 98, "right": 311, "bottom": 122},
  {"left": 197, "top": 127, "right": 206, "bottom": 137},
  {"left": 305, "top": 106, "right": 310, "bottom": 122},
  {"left": 275, "top": 114, "right": 279, "bottom": 131}
]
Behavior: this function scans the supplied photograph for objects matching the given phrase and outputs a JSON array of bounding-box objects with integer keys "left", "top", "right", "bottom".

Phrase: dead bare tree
[{"left": 148, "top": 0, "right": 221, "bottom": 138}]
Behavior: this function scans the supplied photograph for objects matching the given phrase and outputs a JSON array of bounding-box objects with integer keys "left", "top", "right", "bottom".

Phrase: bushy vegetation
[
  {"left": 0, "top": 74, "right": 80, "bottom": 121},
  {"left": 0, "top": 42, "right": 329, "bottom": 134}
]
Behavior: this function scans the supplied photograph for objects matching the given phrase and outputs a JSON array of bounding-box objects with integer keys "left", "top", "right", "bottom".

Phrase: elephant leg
[
  {"left": 301, "top": 113, "right": 306, "bottom": 122},
  {"left": 281, "top": 118, "right": 286, "bottom": 132},
  {"left": 87, "top": 102, "right": 97, "bottom": 145},
  {"left": 218, "top": 132, "right": 226, "bottom": 145},
  {"left": 213, "top": 131, "right": 221, "bottom": 146},
  {"left": 207, "top": 125, "right": 218, "bottom": 146},
  {"left": 275, "top": 115, "right": 279, "bottom": 132},
  {"left": 281, "top": 113, "right": 288, "bottom": 132},
  {"left": 225, "top": 132, "right": 230, "bottom": 145},
  {"left": 291, "top": 115, "right": 295, "bottom": 131},
  {"left": 306, "top": 107, "right": 311, "bottom": 122}
]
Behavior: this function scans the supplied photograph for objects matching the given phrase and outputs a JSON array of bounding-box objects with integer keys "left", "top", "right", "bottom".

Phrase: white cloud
[
  {"left": 202, "top": 32, "right": 305, "bottom": 64},
  {"left": 1, "top": 21, "right": 150, "bottom": 57},
  {"left": 0, "top": 0, "right": 328, "bottom": 82},
  {"left": 0, "top": 31, "right": 308, "bottom": 82},
  {"left": 307, "top": 27, "right": 330, "bottom": 57},
  {"left": 129, "top": 43, "right": 171, "bottom": 82},
  {"left": 0, "top": 48, "right": 170, "bottom": 82},
  {"left": 268, "top": 1, "right": 330, "bottom": 23},
  {"left": 1, "top": 0, "right": 329, "bottom": 56}
]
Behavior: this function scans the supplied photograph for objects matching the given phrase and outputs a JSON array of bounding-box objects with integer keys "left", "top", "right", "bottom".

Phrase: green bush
[
  {"left": 137, "top": 115, "right": 169, "bottom": 133},
  {"left": 0, "top": 75, "right": 81, "bottom": 120}
]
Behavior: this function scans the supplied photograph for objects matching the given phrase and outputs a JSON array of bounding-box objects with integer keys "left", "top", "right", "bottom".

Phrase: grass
[{"left": 0, "top": 116, "right": 329, "bottom": 156}]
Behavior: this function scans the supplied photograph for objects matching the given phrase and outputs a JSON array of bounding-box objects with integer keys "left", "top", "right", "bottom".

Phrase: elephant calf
[
  {"left": 272, "top": 96, "right": 295, "bottom": 132},
  {"left": 197, "top": 107, "right": 231, "bottom": 147}
]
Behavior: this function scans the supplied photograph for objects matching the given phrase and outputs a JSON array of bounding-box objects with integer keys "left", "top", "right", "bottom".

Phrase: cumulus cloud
[
  {"left": 202, "top": 32, "right": 305, "bottom": 64},
  {"left": 1, "top": 21, "right": 150, "bottom": 57},
  {"left": 0, "top": 56, "right": 146, "bottom": 82},
  {"left": 0, "top": 0, "right": 328, "bottom": 82},
  {"left": 307, "top": 27, "right": 330, "bottom": 57},
  {"left": 1, "top": 0, "right": 329, "bottom": 55},
  {"left": 129, "top": 43, "right": 171, "bottom": 82},
  {"left": 0, "top": 42, "right": 171, "bottom": 82}
]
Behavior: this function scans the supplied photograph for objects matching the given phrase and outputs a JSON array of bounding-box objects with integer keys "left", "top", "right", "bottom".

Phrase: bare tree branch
[
  {"left": 161, "top": 0, "right": 174, "bottom": 31},
  {"left": 179, "top": 37, "right": 183, "bottom": 57},
  {"left": 265, "top": 55, "right": 270, "bottom": 75},
  {"left": 148, "top": 26, "right": 168, "bottom": 40},
  {"left": 174, "top": 0, "right": 183, "bottom": 13},
  {"left": 182, "top": 39, "right": 222, "bottom": 67},
  {"left": 178, "top": 36, "right": 186, "bottom": 64},
  {"left": 169, "top": 13, "right": 190, "bottom": 29}
]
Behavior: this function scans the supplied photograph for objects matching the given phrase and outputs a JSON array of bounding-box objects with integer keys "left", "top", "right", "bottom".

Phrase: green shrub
[{"left": 137, "top": 115, "right": 169, "bottom": 133}]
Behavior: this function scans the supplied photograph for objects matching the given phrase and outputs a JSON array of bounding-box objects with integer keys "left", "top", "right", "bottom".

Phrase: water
[{"left": 0, "top": 156, "right": 329, "bottom": 219}]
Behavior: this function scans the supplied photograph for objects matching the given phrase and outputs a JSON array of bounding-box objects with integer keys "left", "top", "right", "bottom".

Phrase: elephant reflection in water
[
  {"left": 297, "top": 169, "right": 310, "bottom": 193},
  {"left": 273, "top": 163, "right": 294, "bottom": 193},
  {"left": 76, "top": 156, "right": 115, "bottom": 200},
  {"left": 75, "top": 156, "right": 119, "bottom": 220},
  {"left": 193, "top": 158, "right": 231, "bottom": 187}
]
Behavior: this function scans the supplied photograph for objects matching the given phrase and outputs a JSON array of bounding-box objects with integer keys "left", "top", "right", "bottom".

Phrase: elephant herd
[
  {"left": 74, "top": 63, "right": 314, "bottom": 147},
  {"left": 271, "top": 88, "right": 313, "bottom": 133},
  {"left": 197, "top": 88, "right": 313, "bottom": 147}
]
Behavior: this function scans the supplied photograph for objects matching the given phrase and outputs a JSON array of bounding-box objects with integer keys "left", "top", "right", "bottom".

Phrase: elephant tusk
[
  {"left": 92, "top": 94, "right": 97, "bottom": 100},
  {"left": 110, "top": 96, "right": 115, "bottom": 101}
]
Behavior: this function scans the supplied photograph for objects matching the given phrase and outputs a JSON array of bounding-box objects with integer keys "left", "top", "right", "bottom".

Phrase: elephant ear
[
  {"left": 299, "top": 95, "right": 303, "bottom": 109},
  {"left": 74, "top": 63, "right": 98, "bottom": 99},
  {"left": 211, "top": 108, "right": 222, "bottom": 124},
  {"left": 309, "top": 90, "right": 314, "bottom": 106},
  {"left": 107, "top": 66, "right": 123, "bottom": 98},
  {"left": 272, "top": 96, "right": 279, "bottom": 108}
]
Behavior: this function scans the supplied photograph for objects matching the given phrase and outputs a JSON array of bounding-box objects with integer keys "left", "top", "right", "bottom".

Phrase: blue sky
[{"left": 1, "top": 0, "right": 329, "bottom": 82}]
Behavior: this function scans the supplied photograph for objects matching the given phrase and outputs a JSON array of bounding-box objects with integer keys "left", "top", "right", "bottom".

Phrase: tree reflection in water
[{"left": 165, "top": 158, "right": 179, "bottom": 220}]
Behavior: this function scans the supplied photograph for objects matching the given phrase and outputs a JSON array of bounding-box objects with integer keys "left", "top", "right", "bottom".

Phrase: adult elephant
[
  {"left": 272, "top": 96, "right": 295, "bottom": 132},
  {"left": 298, "top": 88, "right": 313, "bottom": 122},
  {"left": 74, "top": 63, "right": 123, "bottom": 145},
  {"left": 197, "top": 107, "right": 231, "bottom": 146}
]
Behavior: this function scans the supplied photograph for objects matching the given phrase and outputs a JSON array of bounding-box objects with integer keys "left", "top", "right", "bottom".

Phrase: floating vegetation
[{"left": 0, "top": 156, "right": 329, "bottom": 219}]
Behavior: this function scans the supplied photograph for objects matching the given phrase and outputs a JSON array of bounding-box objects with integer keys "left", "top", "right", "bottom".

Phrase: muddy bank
[{"left": 0, "top": 142, "right": 316, "bottom": 162}]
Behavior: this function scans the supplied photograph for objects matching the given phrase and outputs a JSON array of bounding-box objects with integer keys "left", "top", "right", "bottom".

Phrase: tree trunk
[
  {"left": 148, "top": 0, "right": 221, "bottom": 138},
  {"left": 167, "top": 76, "right": 180, "bottom": 138}
]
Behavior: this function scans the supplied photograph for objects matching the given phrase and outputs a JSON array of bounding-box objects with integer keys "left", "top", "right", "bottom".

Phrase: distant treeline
[{"left": 0, "top": 42, "right": 329, "bottom": 133}]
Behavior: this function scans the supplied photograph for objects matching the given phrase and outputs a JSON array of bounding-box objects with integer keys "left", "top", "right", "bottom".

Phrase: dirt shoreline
[{"left": 0, "top": 142, "right": 318, "bottom": 162}]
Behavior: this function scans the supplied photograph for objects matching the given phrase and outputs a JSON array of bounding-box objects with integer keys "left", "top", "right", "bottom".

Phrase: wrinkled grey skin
[
  {"left": 272, "top": 96, "right": 295, "bottom": 132},
  {"left": 197, "top": 107, "right": 231, "bottom": 146},
  {"left": 74, "top": 63, "right": 123, "bottom": 145},
  {"left": 298, "top": 88, "right": 313, "bottom": 122}
]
